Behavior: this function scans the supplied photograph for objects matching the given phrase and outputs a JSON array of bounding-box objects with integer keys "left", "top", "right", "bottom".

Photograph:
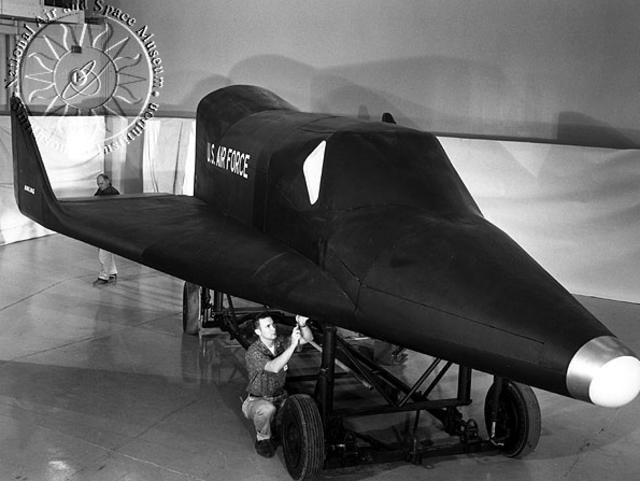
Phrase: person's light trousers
[
  {"left": 98, "top": 249, "right": 117, "bottom": 280},
  {"left": 242, "top": 394, "right": 286, "bottom": 441}
]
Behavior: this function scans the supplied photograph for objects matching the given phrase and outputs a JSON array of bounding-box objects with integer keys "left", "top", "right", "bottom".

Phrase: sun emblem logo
[{"left": 16, "top": 13, "right": 159, "bottom": 155}]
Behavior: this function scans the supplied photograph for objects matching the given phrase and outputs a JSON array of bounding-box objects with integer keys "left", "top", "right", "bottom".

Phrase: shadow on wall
[
  {"left": 312, "top": 55, "right": 512, "bottom": 135},
  {"left": 556, "top": 112, "right": 640, "bottom": 149},
  {"left": 228, "top": 54, "right": 485, "bottom": 132},
  {"left": 161, "top": 73, "right": 231, "bottom": 117},
  {"left": 229, "top": 56, "right": 317, "bottom": 112},
  {"left": 220, "top": 53, "right": 640, "bottom": 149}
]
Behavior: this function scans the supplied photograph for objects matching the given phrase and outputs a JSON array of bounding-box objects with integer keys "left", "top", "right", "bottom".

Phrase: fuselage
[{"left": 194, "top": 85, "right": 640, "bottom": 407}]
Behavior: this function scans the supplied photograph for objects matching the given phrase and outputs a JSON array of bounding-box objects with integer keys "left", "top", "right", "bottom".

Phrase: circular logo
[{"left": 13, "top": 7, "right": 163, "bottom": 156}]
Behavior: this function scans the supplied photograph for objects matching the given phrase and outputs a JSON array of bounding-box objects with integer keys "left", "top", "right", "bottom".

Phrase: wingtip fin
[{"left": 11, "top": 95, "right": 60, "bottom": 227}]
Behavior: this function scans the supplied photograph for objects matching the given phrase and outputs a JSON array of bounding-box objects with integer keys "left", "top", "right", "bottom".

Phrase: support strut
[
  {"left": 189, "top": 292, "right": 535, "bottom": 472},
  {"left": 317, "top": 325, "right": 337, "bottom": 426}
]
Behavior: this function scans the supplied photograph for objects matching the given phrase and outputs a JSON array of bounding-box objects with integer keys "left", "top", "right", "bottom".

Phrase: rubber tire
[
  {"left": 281, "top": 394, "right": 325, "bottom": 480},
  {"left": 484, "top": 380, "right": 541, "bottom": 458},
  {"left": 182, "top": 282, "right": 200, "bottom": 335}
]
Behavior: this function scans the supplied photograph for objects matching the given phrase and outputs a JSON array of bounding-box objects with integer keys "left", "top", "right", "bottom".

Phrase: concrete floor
[{"left": 0, "top": 234, "right": 639, "bottom": 481}]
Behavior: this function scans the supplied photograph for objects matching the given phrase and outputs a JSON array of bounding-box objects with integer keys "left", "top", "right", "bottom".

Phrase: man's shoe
[
  {"left": 108, "top": 274, "right": 118, "bottom": 283},
  {"left": 93, "top": 278, "right": 109, "bottom": 285},
  {"left": 254, "top": 439, "right": 275, "bottom": 458}
]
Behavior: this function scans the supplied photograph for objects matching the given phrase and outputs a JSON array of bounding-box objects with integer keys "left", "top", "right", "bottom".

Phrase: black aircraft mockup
[{"left": 11, "top": 86, "right": 640, "bottom": 479}]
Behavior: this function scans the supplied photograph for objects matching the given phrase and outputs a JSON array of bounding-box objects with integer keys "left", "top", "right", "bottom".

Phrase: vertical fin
[{"left": 11, "top": 95, "right": 60, "bottom": 228}]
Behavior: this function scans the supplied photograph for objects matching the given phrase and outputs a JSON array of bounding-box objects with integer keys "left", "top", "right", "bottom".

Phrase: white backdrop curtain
[{"left": 441, "top": 137, "right": 640, "bottom": 303}]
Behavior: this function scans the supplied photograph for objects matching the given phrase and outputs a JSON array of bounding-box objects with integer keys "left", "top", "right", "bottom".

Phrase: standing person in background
[{"left": 93, "top": 173, "right": 120, "bottom": 285}]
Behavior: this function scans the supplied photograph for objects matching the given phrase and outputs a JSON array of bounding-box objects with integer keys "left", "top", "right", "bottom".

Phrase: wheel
[
  {"left": 182, "top": 282, "right": 201, "bottom": 335},
  {"left": 484, "top": 380, "right": 541, "bottom": 458},
  {"left": 281, "top": 394, "right": 325, "bottom": 480}
]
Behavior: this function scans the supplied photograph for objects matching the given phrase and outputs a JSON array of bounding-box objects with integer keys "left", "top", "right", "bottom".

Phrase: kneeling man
[{"left": 243, "top": 313, "right": 313, "bottom": 457}]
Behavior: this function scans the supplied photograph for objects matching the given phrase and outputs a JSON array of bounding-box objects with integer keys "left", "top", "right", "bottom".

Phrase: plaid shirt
[{"left": 245, "top": 336, "right": 290, "bottom": 397}]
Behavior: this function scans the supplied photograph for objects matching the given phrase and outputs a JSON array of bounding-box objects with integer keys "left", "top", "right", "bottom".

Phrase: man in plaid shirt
[{"left": 243, "top": 313, "right": 313, "bottom": 457}]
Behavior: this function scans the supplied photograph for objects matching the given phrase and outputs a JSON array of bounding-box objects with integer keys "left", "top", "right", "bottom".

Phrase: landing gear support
[
  {"left": 181, "top": 282, "right": 267, "bottom": 346},
  {"left": 484, "top": 378, "right": 541, "bottom": 457},
  {"left": 182, "top": 287, "right": 542, "bottom": 478},
  {"left": 311, "top": 324, "right": 542, "bottom": 470},
  {"left": 182, "top": 282, "right": 202, "bottom": 335}
]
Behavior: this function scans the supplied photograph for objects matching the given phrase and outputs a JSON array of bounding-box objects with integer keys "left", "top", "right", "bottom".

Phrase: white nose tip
[
  {"left": 589, "top": 356, "right": 640, "bottom": 407},
  {"left": 566, "top": 336, "right": 640, "bottom": 408}
]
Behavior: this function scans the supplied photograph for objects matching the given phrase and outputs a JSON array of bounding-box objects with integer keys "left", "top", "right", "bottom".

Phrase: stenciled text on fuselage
[{"left": 206, "top": 142, "right": 250, "bottom": 180}]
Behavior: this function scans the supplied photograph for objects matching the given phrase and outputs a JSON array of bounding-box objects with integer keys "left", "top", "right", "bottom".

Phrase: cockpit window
[{"left": 302, "top": 140, "right": 326, "bottom": 205}]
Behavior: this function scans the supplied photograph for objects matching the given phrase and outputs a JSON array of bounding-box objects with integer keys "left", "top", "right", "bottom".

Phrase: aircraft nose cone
[{"left": 566, "top": 336, "right": 640, "bottom": 407}]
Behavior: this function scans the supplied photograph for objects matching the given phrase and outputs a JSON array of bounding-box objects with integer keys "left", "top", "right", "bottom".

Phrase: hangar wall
[{"left": 108, "top": 0, "right": 640, "bottom": 148}]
